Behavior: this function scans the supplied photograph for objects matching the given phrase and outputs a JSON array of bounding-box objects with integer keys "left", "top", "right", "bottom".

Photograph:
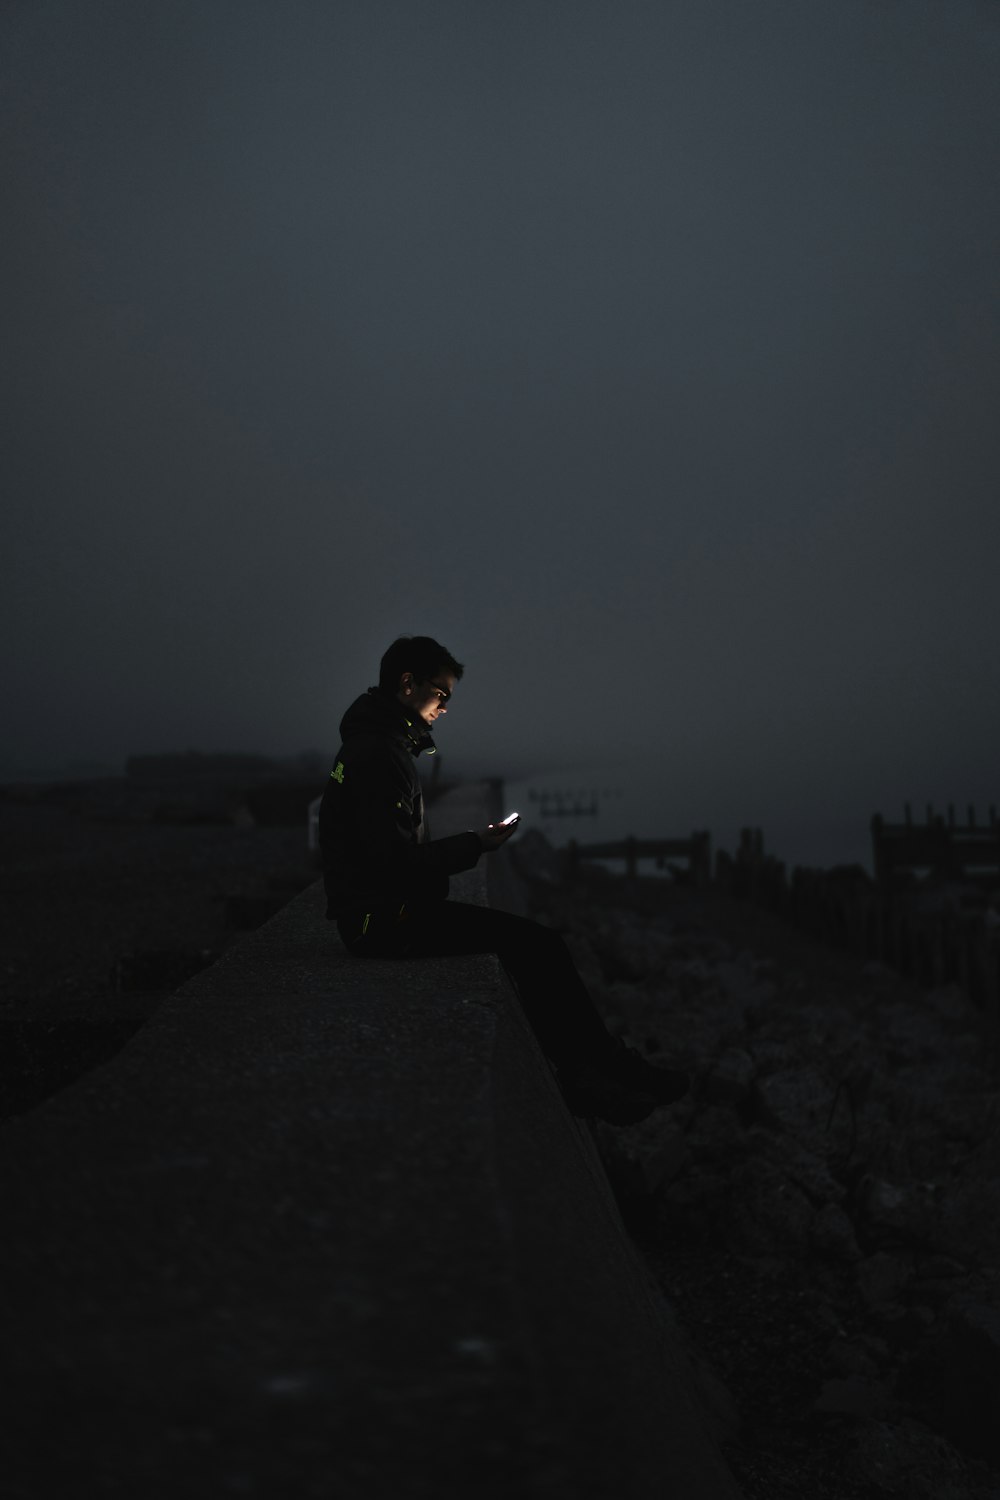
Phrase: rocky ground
[{"left": 511, "top": 830, "right": 1000, "bottom": 1500}]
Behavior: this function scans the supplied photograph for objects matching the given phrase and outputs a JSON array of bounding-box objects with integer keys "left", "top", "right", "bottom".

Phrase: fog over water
[{"left": 3, "top": 0, "right": 998, "bottom": 870}]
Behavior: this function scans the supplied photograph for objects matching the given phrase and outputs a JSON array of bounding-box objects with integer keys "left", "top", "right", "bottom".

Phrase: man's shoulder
[
  {"left": 336, "top": 733, "right": 413, "bottom": 782},
  {"left": 340, "top": 729, "right": 402, "bottom": 761}
]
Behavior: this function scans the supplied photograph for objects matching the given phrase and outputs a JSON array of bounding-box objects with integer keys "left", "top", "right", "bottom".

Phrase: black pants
[{"left": 337, "top": 900, "right": 612, "bottom": 1066}]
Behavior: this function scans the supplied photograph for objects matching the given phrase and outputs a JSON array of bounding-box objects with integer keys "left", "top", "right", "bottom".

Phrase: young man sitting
[{"left": 319, "top": 635, "right": 689, "bottom": 1124}]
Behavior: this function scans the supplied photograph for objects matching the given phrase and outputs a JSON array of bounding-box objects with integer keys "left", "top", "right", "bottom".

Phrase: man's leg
[{"left": 339, "top": 900, "right": 613, "bottom": 1066}]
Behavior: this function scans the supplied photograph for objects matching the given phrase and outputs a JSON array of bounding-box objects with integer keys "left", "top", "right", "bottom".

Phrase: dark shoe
[
  {"left": 554, "top": 1054, "right": 662, "bottom": 1125},
  {"left": 558, "top": 1067, "right": 660, "bottom": 1125},
  {"left": 609, "top": 1042, "right": 690, "bottom": 1105}
]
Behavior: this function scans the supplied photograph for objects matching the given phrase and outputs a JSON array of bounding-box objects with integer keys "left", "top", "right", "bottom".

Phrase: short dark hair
[{"left": 378, "top": 636, "right": 464, "bottom": 692}]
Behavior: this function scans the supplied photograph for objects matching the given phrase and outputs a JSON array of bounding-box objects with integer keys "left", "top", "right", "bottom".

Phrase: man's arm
[{"left": 347, "top": 756, "right": 484, "bottom": 882}]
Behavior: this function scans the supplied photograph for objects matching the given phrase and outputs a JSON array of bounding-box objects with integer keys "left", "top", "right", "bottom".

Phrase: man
[{"left": 319, "top": 635, "right": 689, "bottom": 1124}]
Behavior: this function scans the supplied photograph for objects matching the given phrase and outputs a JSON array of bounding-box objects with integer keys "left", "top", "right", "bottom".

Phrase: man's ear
[{"left": 399, "top": 673, "right": 413, "bottom": 695}]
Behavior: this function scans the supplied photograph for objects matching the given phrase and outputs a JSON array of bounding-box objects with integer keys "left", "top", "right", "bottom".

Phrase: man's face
[{"left": 398, "top": 671, "right": 457, "bottom": 727}]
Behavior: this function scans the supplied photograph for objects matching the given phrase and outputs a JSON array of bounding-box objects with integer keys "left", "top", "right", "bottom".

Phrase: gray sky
[{"left": 3, "top": 0, "right": 999, "bottom": 864}]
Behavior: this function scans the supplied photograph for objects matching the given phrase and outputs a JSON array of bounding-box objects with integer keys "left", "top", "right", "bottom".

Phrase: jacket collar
[
  {"left": 399, "top": 709, "right": 436, "bottom": 758},
  {"left": 351, "top": 687, "right": 437, "bottom": 757}
]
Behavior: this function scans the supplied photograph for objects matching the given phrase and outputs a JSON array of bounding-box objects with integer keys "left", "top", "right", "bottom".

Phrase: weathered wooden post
[
  {"left": 956, "top": 923, "right": 972, "bottom": 996},
  {"left": 871, "top": 813, "right": 885, "bottom": 886},
  {"left": 968, "top": 921, "right": 987, "bottom": 1009},
  {"left": 692, "top": 830, "right": 711, "bottom": 889},
  {"left": 985, "top": 929, "right": 1000, "bottom": 1022}
]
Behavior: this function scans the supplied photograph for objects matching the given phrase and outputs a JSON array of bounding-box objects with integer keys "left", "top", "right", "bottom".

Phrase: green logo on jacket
[{"left": 331, "top": 761, "right": 345, "bottom": 784}]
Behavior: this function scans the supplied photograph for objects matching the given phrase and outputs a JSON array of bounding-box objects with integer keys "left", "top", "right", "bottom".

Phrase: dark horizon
[{"left": 10, "top": 740, "right": 999, "bottom": 881}]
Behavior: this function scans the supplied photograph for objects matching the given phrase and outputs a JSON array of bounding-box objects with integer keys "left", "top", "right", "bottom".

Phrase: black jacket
[{"left": 319, "top": 687, "right": 482, "bottom": 919}]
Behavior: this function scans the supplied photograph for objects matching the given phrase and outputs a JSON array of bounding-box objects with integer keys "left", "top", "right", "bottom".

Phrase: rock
[
  {"left": 814, "top": 1375, "right": 892, "bottom": 1419},
  {"left": 900, "top": 1300, "right": 1000, "bottom": 1462},
  {"left": 712, "top": 961, "right": 777, "bottom": 1017},
  {"left": 856, "top": 1251, "right": 912, "bottom": 1310},
  {"left": 756, "top": 1131, "right": 846, "bottom": 1206},
  {"left": 811, "top": 1202, "right": 863, "bottom": 1262},
  {"left": 843, "top": 1418, "right": 973, "bottom": 1497},
  {"left": 909, "top": 1254, "right": 969, "bottom": 1305},
  {"left": 915, "top": 1253, "right": 968, "bottom": 1278},
  {"left": 652, "top": 984, "right": 744, "bottom": 1060},
  {"left": 639, "top": 1134, "right": 691, "bottom": 1192},
  {"left": 858, "top": 1175, "right": 939, "bottom": 1248},
  {"left": 825, "top": 1335, "right": 879, "bottom": 1378},
  {"left": 595, "top": 1128, "right": 690, "bottom": 1199},
  {"left": 859, "top": 1332, "right": 891, "bottom": 1364},
  {"left": 686, "top": 1104, "right": 750, "bottom": 1168},
  {"left": 687, "top": 1346, "right": 741, "bottom": 1447},
  {"left": 726, "top": 1155, "right": 815, "bottom": 1254},
  {"left": 660, "top": 1169, "right": 730, "bottom": 1237},
  {"left": 901, "top": 1075, "right": 995, "bottom": 1146},
  {"left": 591, "top": 911, "right": 675, "bottom": 981},
  {"left": 925, "top": 983, "right": 977, "bottom": 1030},
  {"left": 933, "top": 1164, "right": 1000, "bottom": 1263},
  {"left": 864, "top": 1175, "right": 912, "bottom": 1225},
  {"left": 605, "top": 976, "right": 645, "bottom": 1016},
  {"left": 703, "top": 1047, "right": 755, "bottom": 1106},
  {"left": 712, "top": 958, "right": 753, "bottom": 995},
  {"left": 746, "top": 1039, "right": 801, "bottom": 1076},
  {"left": 673, "top": 955, "right": 723, "bottom": 996},
  {"left": 752, "top": 1066, "right": 846, "bottom": 1155},
  {"left": 875, "top": 1303, "right": 936, "bottom": 1352}
]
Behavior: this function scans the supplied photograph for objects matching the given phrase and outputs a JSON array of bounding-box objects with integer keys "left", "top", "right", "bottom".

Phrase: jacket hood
[{"left": 339, "top": 687, "right": 437, "bottom": 757}]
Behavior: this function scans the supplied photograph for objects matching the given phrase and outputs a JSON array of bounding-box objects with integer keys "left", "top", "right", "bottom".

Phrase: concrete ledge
[{"left": 0, "top": 784, "right": 742, "bottom": 1499}]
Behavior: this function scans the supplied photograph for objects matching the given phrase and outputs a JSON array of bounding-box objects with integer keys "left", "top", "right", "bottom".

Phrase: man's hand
[{"left": 478, "top": 818, "right": 519, "bottom": 853}]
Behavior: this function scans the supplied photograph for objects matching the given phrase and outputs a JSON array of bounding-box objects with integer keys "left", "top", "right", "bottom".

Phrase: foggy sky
[{"left": 3, "top": 0, "right": 999, "bottom": 864}]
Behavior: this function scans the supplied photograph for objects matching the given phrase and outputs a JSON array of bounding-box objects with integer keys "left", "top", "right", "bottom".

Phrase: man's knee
[{"left": 500, "top": 914, "right": 568, "bottom": 964}]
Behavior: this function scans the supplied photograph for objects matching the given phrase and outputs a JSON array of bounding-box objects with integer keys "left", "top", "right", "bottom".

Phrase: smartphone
[{"left": 499, "top": 811, "right": 520, "bottom": 826}]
